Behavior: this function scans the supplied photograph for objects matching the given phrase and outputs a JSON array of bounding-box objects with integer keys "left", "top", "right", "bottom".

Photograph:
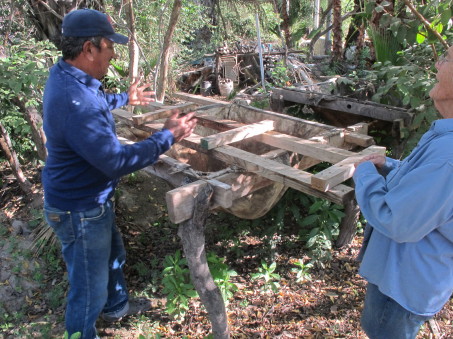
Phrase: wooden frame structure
[
  {"left": 113, "top": 92, "right": 388, "bottom": 338},
  {"left": 113, "top": 91, "right": 385, "bottom": 235}
]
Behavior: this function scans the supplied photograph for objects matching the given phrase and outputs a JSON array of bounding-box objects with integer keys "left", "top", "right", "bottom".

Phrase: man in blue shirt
[
  {"left": 42, "top": 9, "right": 197, "bottom": 339},
  {"left": 353, "top": 45, "right": 453, "bottom": 338}
]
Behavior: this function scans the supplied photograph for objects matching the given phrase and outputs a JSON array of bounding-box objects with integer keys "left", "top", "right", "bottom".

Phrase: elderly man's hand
[
  {"left": 163, "top": 110, "right": 197, "bottom": 143},
  {"left": 355, "top": 154, "right": 386, "bottom": 168},
  {"left": 128, "top": 79, "right": 155, "bottom": 106}
]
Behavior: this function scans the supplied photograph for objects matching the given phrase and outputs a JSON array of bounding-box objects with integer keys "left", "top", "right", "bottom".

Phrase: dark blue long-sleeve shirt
[{"left": 42, "top": 59, "right": 174, "bottom": 211}]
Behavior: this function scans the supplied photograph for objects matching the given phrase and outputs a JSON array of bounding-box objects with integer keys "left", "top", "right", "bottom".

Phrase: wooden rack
[{"left": 113, "top": 92, "right": 385, "bottom": 245}]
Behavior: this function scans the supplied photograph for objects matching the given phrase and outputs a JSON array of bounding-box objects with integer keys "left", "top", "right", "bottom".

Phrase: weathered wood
[
  {"left": 166, "top": 179, "right": 232, "bottom": 224},
  {"left": 173, "top": 91, "right": 229, "bottom": 106},
  {"left": 344, "top": 131, "right": 374, "bottom": 147},
  {"left": 311, "top": 145, "right": 386, "bottom": 192},
  {"left": 132, "top": 102, "right": 197, "bottom": 125},
  {"left": 200, "top": 120, "right": 275, "bottom": 150},
  {"left": 335, "top": 197, "right": 361, "bottom": 248},
  {"left": 271, "top": 88, "right": 414, "bottom": 126},
  {"left": 210, "top": 145, "right": 354, "bottom": 205},
  {"left": 177, "top": 184, "right": 230, "bottom": 339},
  {"left": 258, "top": 131, "right": 355, "bottom": 163}
]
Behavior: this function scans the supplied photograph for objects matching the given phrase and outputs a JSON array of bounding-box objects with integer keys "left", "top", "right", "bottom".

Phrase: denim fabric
[
  {"left": 361, "top": 283, "right": 431, "bottom": 339},
  {"left": 44, "top": 200, "right": 129, "bottom": 339}
]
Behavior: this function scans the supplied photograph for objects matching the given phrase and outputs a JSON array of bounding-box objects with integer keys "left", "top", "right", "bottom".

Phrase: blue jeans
[
  {"left": 44, "top": 200, "right": 129, "bottom": 339},
  {"left": 361, "top": 283, "right": 431, "bottom": 339}
]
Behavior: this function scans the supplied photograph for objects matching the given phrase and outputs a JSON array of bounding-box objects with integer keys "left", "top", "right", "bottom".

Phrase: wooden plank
[
  {"left": 258, "top": 131, "right": 355, "bottom": 164},
  {"left": 166, "top": 179, "right": 233, "bottom": 223},
  {"left": 311, "top": 145, "right": 386, "bottom": 192},
  {"left": 210, "top": 145, "right": 354, "bottom": 205},
  {"left": 344, "top": 131, "right": 374, "bottom": 147},
  {"left": 173, "top": 91, "right": 229, "bottom": 106},
  {"left": 132, "top": 102, "right": 197, "bottom": 126},
  {"left": 271, "top": 88, "right": 414, "bottom": 126},
  {"left": 200, "top": 120, "right": 275, "bottom": 150}
]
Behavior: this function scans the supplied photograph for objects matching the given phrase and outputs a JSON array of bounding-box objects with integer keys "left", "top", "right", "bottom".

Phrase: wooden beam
[
  {"left": 344, "top": 131, "right": 375, "bottom": 147},
  {"left": 258, "top": 131, "right": 355, "bottom": 164},
  {"left": 166, "top": 179, "right": 233, "bottom": 224},
  {"left": 311, "top": 145, "right": 386, "bottom": 192},
  {"left": 271, "top": 88, "right": 414, "bottom": 126},
  {"left": 173, "top": 91, "right": 229, "bottom": 106},
  {"left": 210, "top": 145, "right": 354, "bottom": 205},
  {"left": 132, "top": 102, "right": 197, "bottom": 126},
  {"left": 200, "top": 120, "right": 275, "bottom": 150}
]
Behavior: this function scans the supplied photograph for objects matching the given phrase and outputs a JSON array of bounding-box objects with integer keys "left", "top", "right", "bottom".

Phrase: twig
[{"left": 403, "top": 0, "right": 449, "bottom": 49}]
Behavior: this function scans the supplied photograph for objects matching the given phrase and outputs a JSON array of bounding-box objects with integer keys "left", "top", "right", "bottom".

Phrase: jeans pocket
[
  {"left": 44, "top": 206, "right": 74, "bottom": 244},
  {"left": 80, "top": 204, "right": 106, "bottom": 221}
]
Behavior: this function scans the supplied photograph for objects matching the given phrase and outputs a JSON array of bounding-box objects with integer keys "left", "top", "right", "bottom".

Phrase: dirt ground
[{"left": 1, "top": 167, "right": 452, "bottom": 338}]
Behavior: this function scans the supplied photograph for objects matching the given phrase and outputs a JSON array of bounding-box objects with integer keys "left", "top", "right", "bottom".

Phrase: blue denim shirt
[
  {"left": 353, "top": 119, "right": 453, "bottom": 316},
  {"left": 43, "top": 59, "right": 174, "bottom": 211}
]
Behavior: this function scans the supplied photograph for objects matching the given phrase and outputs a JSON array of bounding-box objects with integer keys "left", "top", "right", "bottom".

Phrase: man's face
[
  {"left": 429, "top": 46, "right": 453, "bottom": 105},
  {"left": 91, "top": 38, "right": 116, "bottom": 80}
]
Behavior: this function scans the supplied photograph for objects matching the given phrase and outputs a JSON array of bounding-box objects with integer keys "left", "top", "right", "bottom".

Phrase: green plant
[
  {"left": 270, "top": 60, "right": 290, "bottom": 87},
  {"left": 64, "top": 331, "right": 81, "bottom": 339},
  {"left": 251, "top": 260, "right": 281, "bottom": 293},
  {"left": 291, "top": 258, "right": 313, "bottom": 283},
  {"left": 206, "top": 252, "right": 238, "bottom": 305},
  {"left": 161, "top": 250, "right": 197, "bottom": 321},
  {"left": 300, "top": 197, "right": 345, "bottom": 264},
  {"left": 0, "top": 39, "right": 57, "bottom": 159}
]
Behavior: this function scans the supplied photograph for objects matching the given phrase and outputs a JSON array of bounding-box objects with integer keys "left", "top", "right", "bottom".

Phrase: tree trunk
[
  {"left": 23, "top": 0, "right": 105, "bottom": 47},
  {"left": 123, "top": 0, "right": 140, "bottom": 83},
  {"left": 0, "top": 122, "right": 33, "bottom": 196},
  {"left": 156, "top": 0, "right": 182, "bottom": 103},
  {"left": 335, "top": 197, "right": 360, "bottom": 248},
  {"left": 12, "top": 98, "right": 47, "bottom": 161},
  {"left": 178, "top": 184, "right": 230, "bottom": 339},
  {"left": 308, "top": 0, "right": 333, "bottom": 57},
  {"left": 344, "top": 0, "right": 365, "bottom": 51},
  {"left": 331, "top": 0, "right": 343, "bottom": 61},
  {"left": 280, "top": 0, "right": 291, "bottom": 49}
]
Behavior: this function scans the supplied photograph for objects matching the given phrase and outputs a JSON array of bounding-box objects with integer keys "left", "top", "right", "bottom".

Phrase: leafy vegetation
[{"left": 1, "top": 0, "right": 453, "bottom": 337}]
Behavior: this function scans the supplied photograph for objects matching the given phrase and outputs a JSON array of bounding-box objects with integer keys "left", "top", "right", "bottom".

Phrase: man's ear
[{"left": 82, "top": 41, "right": 96, "bottom": 61}]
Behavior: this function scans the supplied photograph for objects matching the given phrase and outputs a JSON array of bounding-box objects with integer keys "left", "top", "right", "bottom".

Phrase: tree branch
[{"left": 403, "top": 0, "right": 449, "bottom": 49}]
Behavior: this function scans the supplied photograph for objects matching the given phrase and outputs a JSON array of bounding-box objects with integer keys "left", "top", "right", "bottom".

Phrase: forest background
[{"left": 0, "top": 0, "right": 452, "bottom": 338}]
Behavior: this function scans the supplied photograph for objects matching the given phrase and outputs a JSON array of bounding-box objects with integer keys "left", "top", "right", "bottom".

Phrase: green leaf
[
  {"left": 301, "top": 214, "right": 318, "bottom": 227},
  {"left": 416, "top": 32, "right": 426, "bottom": 44}
]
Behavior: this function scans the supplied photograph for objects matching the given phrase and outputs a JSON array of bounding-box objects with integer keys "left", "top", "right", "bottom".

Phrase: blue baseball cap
[{"left": 62, "top": 9, "right": 128, "bottom": 45}]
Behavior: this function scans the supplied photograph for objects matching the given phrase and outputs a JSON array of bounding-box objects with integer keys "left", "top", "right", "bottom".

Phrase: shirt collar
[
  {"left": 430, "top": 119, "right": 453, "bottom": 134},
  {"left": 57, "top": 58, "right": 103, "bottom": 92}
]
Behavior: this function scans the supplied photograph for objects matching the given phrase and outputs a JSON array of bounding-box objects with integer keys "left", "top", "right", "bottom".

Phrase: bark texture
[
  {"left": 156, "top": 0, "right": 182, "bottom": 102},
  {"left": 0, "top": 122, "right": 33, "bottom": 196},
  {"left": 178, "top": 184, "right": 230, "bottom": 339}
]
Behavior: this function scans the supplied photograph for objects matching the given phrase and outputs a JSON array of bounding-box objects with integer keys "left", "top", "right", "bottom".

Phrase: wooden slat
[
  {"left": 344, "top": 131, "right": 374, "bottom": 147},
  {"left": 132, "top": 102, "right": 197, "bottom": 126},
  {"left": 200, "top": 120, "right": 275, "bottom": 150},
  {"left": 173, "top": 91, "right": 229, "bottom": 106},
  {"left": 258, "top": 131, "right": 354, "bottom": 164},
  {"left": 311, "top": 145, "right": 386, "bottom": 192},
  {"left": 210, "top": 145, "right": 354, "bottom": 205},
  {"left": 166, "top": 179, "right": 233, "bottom": 223}
]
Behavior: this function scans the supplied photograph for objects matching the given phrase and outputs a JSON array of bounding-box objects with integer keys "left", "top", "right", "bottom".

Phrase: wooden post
[
  {"left": 335, "top": 197, "right": 360, "bottom": 248},
  {"left": 177, "top": 184, "right": 230, "bottom": 339}
]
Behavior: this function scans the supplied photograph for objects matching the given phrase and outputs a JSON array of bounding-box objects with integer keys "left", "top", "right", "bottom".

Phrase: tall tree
[
  {"left": 331, "top": 0, "right": 343, "bottom": 61},
  {"left": 123, "top": 0, "right": 140, "bottom": 83},
  {"left": 156, "top": 0, "right": 182, "bottom": 103}
]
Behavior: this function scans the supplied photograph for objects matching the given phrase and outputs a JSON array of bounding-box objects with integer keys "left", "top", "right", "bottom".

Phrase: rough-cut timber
[{"left": 271, "top": 88, "right": 413, "bottom": 127}]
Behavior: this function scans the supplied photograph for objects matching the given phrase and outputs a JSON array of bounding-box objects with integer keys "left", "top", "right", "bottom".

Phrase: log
[{"left": 178, "top": 184, "right": 230, "bottom": 339}]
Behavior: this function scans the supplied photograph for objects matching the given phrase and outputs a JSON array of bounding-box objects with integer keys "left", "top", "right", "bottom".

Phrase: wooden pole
[
  {"left": 177, "top": 184, "right": 230, "bottom": 339},
  {"left": 255, "top": 13, "right": 266, "bottom": 90}
]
